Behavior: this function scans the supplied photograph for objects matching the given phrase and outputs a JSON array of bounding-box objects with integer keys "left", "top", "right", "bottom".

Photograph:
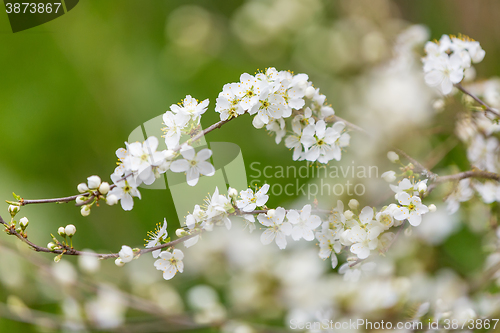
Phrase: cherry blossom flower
[
  {"left": 108, "top": 174, "right": 141, "bottom": 211},
  {"left": 287, "top": 204, "right": 321, "bottom": 241},
  {"left": 394, "top": 192, "right": 429, "bottom": 226},
  {"left": 237, "top": 184, "right": 270, "bottom": 212},
  {"left": 257, "top": 207, "right": 292, "bottom": 249},
  {"left": 127, "top": 136, "right": 166, "bottom": 185},
  {"left": 162, "top": 111, "right": 185, "bottom": 150},
  {"left": 301, "top": 120, "right": 347, "bottom": 163},
  {"left": 215, "top": 83, "right": 245, "bottom": 120},
  {"left": 205, "top": 187, "right": 233, "bottom": 230},
  {"left": 316, "top": 231, "right": 341, "bottom": 269},
  {"left": 145, "top": 219, "right": 168, "bottom": 258},
  {"left": 170, "top": 95, "right": 209, "bottom": 126},
  {"left": 154, "top": 249, "right": 184, "bottom": 280},
  {"left": 249, "top": 90, "right": 287, "bottom": 125},
  {"left": 170, "top": 146, "right": 215, "bottom": 186}
]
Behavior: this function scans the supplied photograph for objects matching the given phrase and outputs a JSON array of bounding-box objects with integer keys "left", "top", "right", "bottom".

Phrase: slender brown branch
[
  {"left": 20, "top": 193, "right": 89, "bottom": 206},
  {"left": 434, "top": 169, "right": 500, "bottom": 183},
  {"left": 173, "top": 117, "right": 235, "bottom": 153},
  {"left": 427, "top": 169, "right": 500, "bottom": 195},
  {"left": 331, "top": 114, "right": 437, "bottom": 178},
  {"left": 456, "top": 83, "right": 500, "bottom": 118},
  {"left": 0, "top": 205, "right": 295, "bottom": 260},
  {"left": 16, "top": 118, "right": 235, "bottom": 207}
]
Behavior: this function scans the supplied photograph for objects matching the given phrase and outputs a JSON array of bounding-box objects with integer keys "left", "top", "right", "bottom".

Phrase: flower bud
[
  {"left": 54, "top": 255, "right": 62, "bottom": 263},
  {"left": 8, "top": 205, "right": 20, "bottom": 217},
  {"left": 176, "top": 228, "right": 187, "bottom": 237},
  {"left": 77, "top": 183, "right": 89, "bottom": 193},
  {"left": 228, "top": 187, "right": 238, "bottom": 198},
  {"left": 81, "top": 205, "right": 91, "bottom": 217},
  {"left": 348, "top": 199, "right": 359, "bottom": 210},
  {"left": 381, "top": 171, "right": 396, "bottom": 183},
  {"left": 98, "top": 182, "right": 110, "bottom": 195},
  {"left": 305, "top": 86, "right": 316, "bottom": 99},
  {"left": 65, "top": 224, "right": 76, "bottom": 237},
  {"left": 76, "top": 195, "right": 86, "bottom": 205},
  {"left": 58, "top": 227, "right": 66, "bottom": 237},
  {"left": 418, "top": 182, "right": 428, "bottom": 193},
  {"left": 118, "top": 245, "right": 134, "bottom": 263},
  {"left": 343, "top": 210, "right": 354, "bottom": 220},
  {"left": 47, "top": 242, "right": 57, "bottom": 251},
  {"left": 115, "top": 258, "right": 125, "bottom": 267},
  {"left": 252, "top": 115, "right": 265, "bottom": 129},
  {"left": 387, "top": 151, "right": 399, "bottom": 163},
  {"left": 106, "top": 194, "right": 118, "bottom": 206},
  {"left": 428, "top": 204, "right": 436, "bottom": 212},
  {"left": 87, "top": 175, "right": 101, "bottom": 190},
  {"left": 19, "top": 217, "right": 29, "bottom": 229}
]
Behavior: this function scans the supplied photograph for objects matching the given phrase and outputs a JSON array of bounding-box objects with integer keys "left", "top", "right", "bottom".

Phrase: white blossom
[
  {"left": 394, "top": 192, "right": 429, "bottom": 226},
  {"left": 145, "top": 219, "right": 168, "bottom": 258},
  {"left": 154, "top": 249, "right": 184, "bottom": 280},
  {"left": 257, "top": 207, "right": 292, "bottom": 249},
  {"left": 236, "top": 184, "right": 270, "bottom": 212},
  {"left": 170, "top": 95, "right": 209, "bottom": 126},
  {"left": 170, "top": 146, "right": 215, "bottom": 186},
  {"left": 108, "top": 174, "right": 141, "bottom": 211},
  {"left": 287, "top": 204, "right": 321, "bottom": 241}
]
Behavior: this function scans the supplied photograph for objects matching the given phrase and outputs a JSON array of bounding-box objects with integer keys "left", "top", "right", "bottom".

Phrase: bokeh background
[{"left": 1, "top": 0, "right": 500, "bottom": 332}]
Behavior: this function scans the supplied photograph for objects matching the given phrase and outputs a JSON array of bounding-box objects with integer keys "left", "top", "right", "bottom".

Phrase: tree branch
[
  {"left": 456, "top": 83, "right": 500, "bottom": 118},
  {"left": 15, "top": 118, "right": 236, "bottom": 207}
]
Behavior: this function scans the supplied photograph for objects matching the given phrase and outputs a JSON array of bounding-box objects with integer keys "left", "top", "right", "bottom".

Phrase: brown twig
[
  {"left": 456, "top": 83, "right": 500, "bottom": 118},
  {"left": 173, "top": 117, "right": 235, "bottom": 153},
  {"left": 15, "top": 118, "right": 235, "bottom": 207},
  {"left": 330, "top": 115, "right": 437, "bottom": 179}
]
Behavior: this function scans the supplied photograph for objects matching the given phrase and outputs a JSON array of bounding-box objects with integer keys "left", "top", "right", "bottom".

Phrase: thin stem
[
  {"left": 173, "top": 117, "right": 234, "bottom": 152},
  {"left": 0, "top": 205, "right": 291, "bottom": 260},
  {"left": 455, "top": 83, "right": 500, "bottom": 118},
  {"left": 331, "top": 114, "right": 500, "bottom": 188},
  {"left": 330, "top": 115, "right": 437, "bottom": 179},
  {"left": 16, "top": 118, "right": 235, "bottom": 207},
  {"left": 427, "top": 169, "right": 500, "bottom": 194}
]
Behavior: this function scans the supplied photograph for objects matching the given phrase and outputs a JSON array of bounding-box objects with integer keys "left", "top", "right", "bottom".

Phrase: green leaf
[{"left": 12, "top": 192, "right": 21, "bottom": 201}]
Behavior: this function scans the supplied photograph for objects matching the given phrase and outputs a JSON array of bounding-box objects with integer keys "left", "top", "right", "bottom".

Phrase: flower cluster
[
  {"left": 75, "top": 69, "right": 356, "bottom": 214},
  {"left": 215, "top": 68, "right": 350, "bottom": 163},
  {"left": 144, "top": 175, "right": 434, "bottom": 281},
  {"left": 104, "top": 96, "right": 215, "bottom": 210},
  {"left": 423, "top": 34, "right": 485, "bottom": 95}
]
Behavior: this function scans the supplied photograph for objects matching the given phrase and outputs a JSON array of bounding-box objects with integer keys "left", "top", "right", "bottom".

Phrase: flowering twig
[
  {"left": 13, "top": 118, "right": 235, "bottom": 207},
  {"left": 173, "top": 117, "right": 235, "bottom": 153},
  {"left": 427, "top": 169, "right": 500, "bottom": 194},
  {"left": 331, "top": 114, "right": 437, "bottom": 178},
  {"left": 455, "top": 83, "right": 500, "bottom": 118}
]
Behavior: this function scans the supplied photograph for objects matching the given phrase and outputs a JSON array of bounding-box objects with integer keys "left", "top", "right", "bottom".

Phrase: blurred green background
[{"left": 0, "top": 0, "right": 500, "bottom": 331}]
